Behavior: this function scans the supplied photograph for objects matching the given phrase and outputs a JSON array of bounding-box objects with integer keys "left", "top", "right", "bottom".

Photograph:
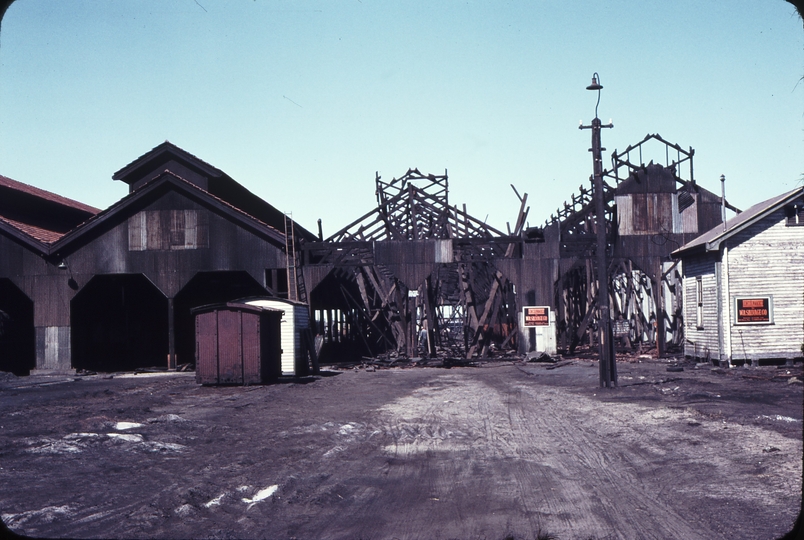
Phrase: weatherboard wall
[
  {"left": 58, "top": 190, "right": 284, "bottom": 298},
  {"left": 682, "top": 254, "right": 720, "bottom": 360},
  {"left": 723, "top": 207, "right": 804, "bottom": 361},
  {"left": 682, "top": 206, "right": 804, "bottom": 363},
  {"left": 243, "top": 298, "right": 310, "bottom": 375}
]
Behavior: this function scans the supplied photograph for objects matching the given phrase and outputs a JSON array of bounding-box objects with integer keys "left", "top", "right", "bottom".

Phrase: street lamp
[{"left": 579, "top": 73, "right": 617, "bottom": 388}]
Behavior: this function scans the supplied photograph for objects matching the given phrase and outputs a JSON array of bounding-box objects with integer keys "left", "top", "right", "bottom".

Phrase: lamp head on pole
[
  {"left": 586, "top": 73, "right": 603, "bottom": 91},
  {"left": 585, "top": 72, "right": 604, "bottom": 118}
]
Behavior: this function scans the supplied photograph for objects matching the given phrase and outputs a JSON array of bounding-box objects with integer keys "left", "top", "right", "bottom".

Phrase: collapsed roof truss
[{"left": 327, "top": 168, "right": 508, "bottom": 242}]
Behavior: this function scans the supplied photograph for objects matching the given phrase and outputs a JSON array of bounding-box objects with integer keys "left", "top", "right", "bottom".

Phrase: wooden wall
[
  {"left": 682, "top": 254, "right": 720, "bottom": 360},
  {"left": 724, "top": 208, "right": 804, "bottom": 360},
  {"left": 0, "top": 187, "right": 288, "bottom": 372},
  {"left": 682, "top": 207, "right": 804, "bottom": 362}
]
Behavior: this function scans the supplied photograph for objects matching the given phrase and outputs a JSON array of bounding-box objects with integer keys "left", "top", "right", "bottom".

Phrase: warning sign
[
  {"left": 735, "top": 297, "right": 771, "bottom": 324},
  {"left": 523, "top": 306, "right": 550, "bottom": 327}
]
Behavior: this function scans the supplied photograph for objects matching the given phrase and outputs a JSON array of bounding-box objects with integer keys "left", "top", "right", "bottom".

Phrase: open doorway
[
  {"left": 71, "top": 274, "right": 168, "bottom": 372},
  {"left": 0, "top": 279, "right": 35, "bottom": 375},
  {"left": 173, "top": 271, "right": 268, "bottom": 366}
]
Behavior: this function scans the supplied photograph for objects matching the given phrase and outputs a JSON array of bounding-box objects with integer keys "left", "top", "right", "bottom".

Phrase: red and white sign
[
  {"left": 735, "top": 296, "right": 772, "bottom": 324},
  {"left": 523, "top": 306, "right": 550, "bottom": 327}
]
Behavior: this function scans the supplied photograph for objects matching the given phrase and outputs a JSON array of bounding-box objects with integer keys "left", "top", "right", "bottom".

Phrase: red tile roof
[
  {"left": 0, "top": 174, "right": 101, "bottom": 215},
  {"left": 0, "top": 215, "right": 65, "bottom": 244}
]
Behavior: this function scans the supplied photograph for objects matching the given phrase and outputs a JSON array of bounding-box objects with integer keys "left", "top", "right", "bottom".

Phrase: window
[
  {"left": 786, "top": 203, "right": 804, "bottom": 226},
  {"left": 695, "top": 276, "right": 703, "bottom": 329},
  {"left": 128, "top": 210, "right": 208, "bottom": 251}
]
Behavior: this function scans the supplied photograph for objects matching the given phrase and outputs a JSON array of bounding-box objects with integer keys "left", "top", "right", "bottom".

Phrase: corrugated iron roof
[{"left": 673, "top": 186, "right": 804, "bottom": 256}]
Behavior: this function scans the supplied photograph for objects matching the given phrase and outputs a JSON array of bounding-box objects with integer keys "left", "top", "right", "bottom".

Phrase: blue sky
[{"left": 0, "top": 1, "right": 802, "bottom": 235}]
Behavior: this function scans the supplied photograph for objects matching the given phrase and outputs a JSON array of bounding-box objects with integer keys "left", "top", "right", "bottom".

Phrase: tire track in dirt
[
  {"left": 485, "top": 369, "right": 801, "bottom": 539},
  {"left": 3, "top": 367, "right": 798, "bottom": 539},
  {"left": 511, "top": 382, "right": 706, "bottom": 539},
  {"left": 339, "top": 368, "right": 798, "bottom": 539}
]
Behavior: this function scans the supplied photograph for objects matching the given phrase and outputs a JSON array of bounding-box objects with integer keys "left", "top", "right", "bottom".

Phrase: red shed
[{"left": 193, "top": 302, "right": 283, "bottom": 385}]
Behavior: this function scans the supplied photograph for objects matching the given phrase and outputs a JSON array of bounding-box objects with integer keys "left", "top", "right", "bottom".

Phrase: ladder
[{"left": 284, "top": 213, "right": 307, "bottom": 304}]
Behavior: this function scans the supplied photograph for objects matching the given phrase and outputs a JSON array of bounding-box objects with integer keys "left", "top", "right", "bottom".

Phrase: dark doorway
[
  {"left": 0, "top": 279, "right": 35, "bottom": 375},
  {"left": 173, "top": 271, "right": 267, "bottom": 366},
  {"left": 309, "top": 268, "right": 386, "bottom": 362},
  {"left": 71, "top": 274, "right": 168, "bottom": 372}
]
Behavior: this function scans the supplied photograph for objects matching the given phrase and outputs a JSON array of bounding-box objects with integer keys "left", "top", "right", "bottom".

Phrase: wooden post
[
  {"left": 655, "top": 261, "right": 666, "bottom": 358},
  {"left": 167, "top": 297, "right": 176, "bottom": 369}
]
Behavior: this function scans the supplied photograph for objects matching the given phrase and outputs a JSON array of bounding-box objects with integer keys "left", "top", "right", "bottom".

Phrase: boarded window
[
  {"left": 128, "top": 212, "right": 147, "bottom": 251},
  {"left": 129, "top": 210, "right": 208, "bottom": 251},
  {"left": 695, "top": 277, "right": 703, "bottom": 329},
  {"left": 632, "top": 193, "right": 671, "bottom": 233},
  {"left": 633, "top": 194, "right": 650, "bottom": 232},
  {"left": 146, "top": 210, "right": 165, "bottom": 250}
]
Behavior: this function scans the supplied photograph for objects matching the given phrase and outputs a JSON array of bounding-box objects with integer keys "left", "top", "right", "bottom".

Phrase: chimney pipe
[{"left": 720, "top": 174, "right": 727, "bottom": 231}]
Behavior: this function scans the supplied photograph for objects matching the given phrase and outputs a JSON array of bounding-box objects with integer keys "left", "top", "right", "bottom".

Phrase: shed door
[
  {"left": 217, "top": 310, "right": 243, "bottom": 384},
  {"left": 196, "top": 312, "right": 219, "bottom": 384},
  {"left": 241, "top": 312, "right": 261, "bottom": 385}
]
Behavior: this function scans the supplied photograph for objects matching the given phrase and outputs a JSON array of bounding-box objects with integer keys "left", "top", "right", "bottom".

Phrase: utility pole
[{"left": 579, "top": 73, "right": 617, "bottom": 388}]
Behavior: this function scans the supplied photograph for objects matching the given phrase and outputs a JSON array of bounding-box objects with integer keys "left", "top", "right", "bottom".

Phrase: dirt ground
[{"left": 0, "top": 356, "right": 801, "bottom": 540}]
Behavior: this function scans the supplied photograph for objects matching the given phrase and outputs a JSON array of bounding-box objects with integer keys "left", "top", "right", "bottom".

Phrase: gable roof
[
  {"left": 672, "top": 185, "right": 804, "bottom": 257},
  {"left": 112, "top": 141, "right": 317, "bottom": 242},
  {"left": 51, "top": 169, "right": 287, "bottom": 255},
  {"left": 112, "top": 141, "right": 225, "bottom": 185},
  {"left": 0, "top": 174, "right": 100, "bottom": 215},
  {"left": 0, "top": 216, "right": 64, "bottom": 244},
  {"left": 0, "top": 174, "right": 100, "bottom": 250},
  {"left": 1, "top": 142, "right": 316, "bottom": 255}
]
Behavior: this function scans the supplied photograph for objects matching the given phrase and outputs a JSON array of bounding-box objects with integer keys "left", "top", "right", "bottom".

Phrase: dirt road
[{"left": 0, "top": 359, "right": 801, "bottom": 539}]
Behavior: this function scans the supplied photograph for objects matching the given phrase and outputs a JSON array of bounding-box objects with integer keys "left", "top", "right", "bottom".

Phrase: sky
[{"left": 0, "top": 0, "right": 802, "bottom": 236}]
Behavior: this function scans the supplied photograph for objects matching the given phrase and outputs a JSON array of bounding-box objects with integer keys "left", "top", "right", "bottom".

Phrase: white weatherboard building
[
  {"left": 241, "top": 297, "right": 310, "bottom": 375},
  {"left": 672, "top": 186, "right": 804, "bottom": 365}
]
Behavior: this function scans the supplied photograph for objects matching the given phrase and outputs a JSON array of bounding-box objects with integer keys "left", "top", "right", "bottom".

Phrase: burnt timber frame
[
  {"left": 547, "top": 134, "right": 732, "bottom": 357},
  {"left": 301, "top": 169, "right": 532, "bottom": 360}
]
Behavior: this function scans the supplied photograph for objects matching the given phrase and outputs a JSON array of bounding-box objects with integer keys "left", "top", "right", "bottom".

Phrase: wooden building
[
  {"left": 193, "top": 302, "right": 283, "bottom": 385},
  {"left": 672, "top": 186, "right": 804, "bottom": 365},
  {"left": 0, "top": 134, "right": 745, "bottom": 373},
  {"left": 0, "top": 175, "right": 100, "bottom": 375},
  {"left": 529, "top": 135, "right": 730, "bottom": 356},
  {"left": 296, "top": 134, "right": 731, "bottom": 362},
  {"left": 0, "top": 142, "right": 313, "bottom": 374},
  {"left": 239, "top": 297, "right": 311, "bottom": 375},
  {"left": 300, "top": 168, "right": 529, "bottom": 361}
]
